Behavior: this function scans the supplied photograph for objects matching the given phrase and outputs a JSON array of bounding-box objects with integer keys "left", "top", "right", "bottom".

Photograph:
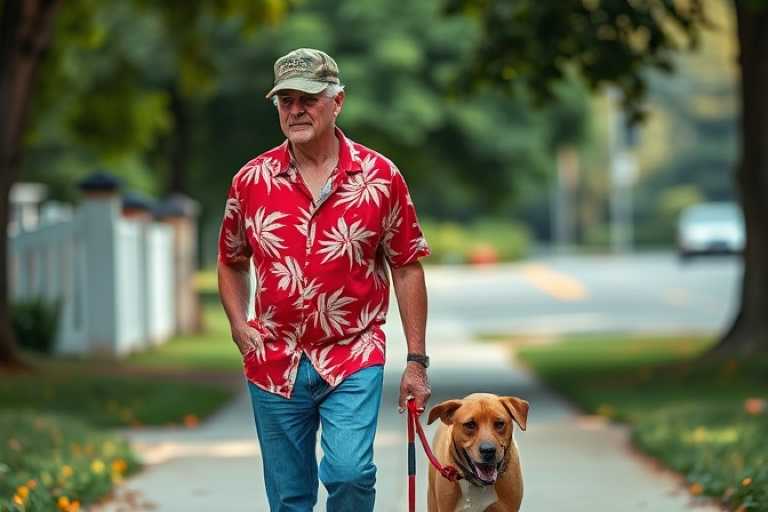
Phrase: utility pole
[
  {"left": 608, "top": 89, "right": 638, "bottom": 254},
  {"left": 551, "top": 146, "right": 580, "bottom": 253}
]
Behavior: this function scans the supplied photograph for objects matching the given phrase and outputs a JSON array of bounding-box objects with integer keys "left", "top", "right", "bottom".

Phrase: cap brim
[{"left": 265, "top": 78, "right": 330, "bottom": 99}]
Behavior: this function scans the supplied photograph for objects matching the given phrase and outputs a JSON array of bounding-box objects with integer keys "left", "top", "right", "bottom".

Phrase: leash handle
[
  {"left": 407, "top": 399, "right": 416, "bottom": 512},
  {"left": 407, "top": 399, "right": 462, "bottom": 511}
]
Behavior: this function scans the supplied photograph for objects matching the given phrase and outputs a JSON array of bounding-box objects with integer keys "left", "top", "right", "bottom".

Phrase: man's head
[{"left": 267, "top": 48, "right": 345, "bottom": 145}]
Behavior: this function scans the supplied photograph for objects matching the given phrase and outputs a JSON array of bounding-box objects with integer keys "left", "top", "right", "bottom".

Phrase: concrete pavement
[{"left": 95, "top": 313, "right": 722, "bottom": 512}]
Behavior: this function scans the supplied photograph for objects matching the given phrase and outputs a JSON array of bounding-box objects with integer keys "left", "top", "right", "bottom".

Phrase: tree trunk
[
  {"left": 711, "top": 2, "right": 768, "bottom": 355},
  {"left": 0, "top": 0, "right": 62, "bottom": 368},
  {"left": 167, "top": 83, "right": 189, "bottom": 195}
]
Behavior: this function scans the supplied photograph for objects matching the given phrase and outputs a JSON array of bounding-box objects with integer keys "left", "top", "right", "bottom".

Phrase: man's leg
[
  {"left": 317, "top": 365, "right": 384, "bottom": 512},
  {"left": 248, "top": 356, "right": 320, "bottom": 512}
]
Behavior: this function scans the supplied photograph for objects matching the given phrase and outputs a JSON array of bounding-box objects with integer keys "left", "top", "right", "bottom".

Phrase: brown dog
[{"left": 427, "top": 393, "right": 529, "bottom": 512}]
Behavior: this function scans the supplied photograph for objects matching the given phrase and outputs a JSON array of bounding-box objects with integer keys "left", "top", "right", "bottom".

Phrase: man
[{"left": 217, "top": 48, "right": 432, "bottom": 512}]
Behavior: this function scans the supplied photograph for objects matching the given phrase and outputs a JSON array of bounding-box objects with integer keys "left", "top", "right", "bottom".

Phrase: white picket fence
[{"left": 8, "top": 192, "right": 176, "bottom": 356}]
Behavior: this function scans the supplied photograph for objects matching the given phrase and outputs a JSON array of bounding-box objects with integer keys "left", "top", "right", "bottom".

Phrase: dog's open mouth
[{"left": 471, "top": 461, "right": 498, "bottom": 484}]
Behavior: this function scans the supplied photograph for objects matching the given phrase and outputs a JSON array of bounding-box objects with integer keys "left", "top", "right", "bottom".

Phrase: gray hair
[{"left": 271, "top": 83, "right": 346, "bottom": 107}]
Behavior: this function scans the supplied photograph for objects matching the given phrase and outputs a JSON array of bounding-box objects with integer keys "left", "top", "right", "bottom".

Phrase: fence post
[
  {"left": 156, "top": 194, "right": 202, "bottom": 335},
  {"left": 77, "top": 172, "right": 121, "bottom": 356}
]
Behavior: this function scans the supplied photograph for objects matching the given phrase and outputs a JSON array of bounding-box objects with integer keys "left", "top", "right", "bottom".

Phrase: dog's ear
[
  {"left": 427, "top": 400, "right": 463, "bottom": 425},
  {"left": 500, "top": 396, "right": 529, "bottom": 431}
]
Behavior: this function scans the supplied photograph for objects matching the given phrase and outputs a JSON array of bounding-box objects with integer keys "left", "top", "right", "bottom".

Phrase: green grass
[
  {"left": 1, "top": 293, "right": 241, "bottom": 428},
  {"left": 125, "top": 294, "right": 242, "bottom": 372},
  {"left": 517, "top": 335, "right": 768, "bottom": 511}
]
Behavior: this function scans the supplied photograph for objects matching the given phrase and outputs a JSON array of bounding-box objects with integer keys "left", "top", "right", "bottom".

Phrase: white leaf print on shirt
[
  {"left": 295, "top": 206, "right": 316, "bottom": 248},
  {"left": 311, "top": 287, "right": 356, "bottom": 337},
  {"left": 381, "top": 200, "right": 403, "bottom": 260},
  {"left": 245, "top": 208, "right": 288, "bottom": 258},
  {"left": 238, "top": 158, "right": 285, "bottom": 194},
  {"left": 271, "top": 257, "right": 303, "bottom": 296},
  {"left": 317, "top": 217, "right": 375, "bottom": 268},
  {"left": 333, "top": 155, "right": 390, "bottom": 209},
  {"left": 292, "top": 277, "right": 321, "bottom": 310}
]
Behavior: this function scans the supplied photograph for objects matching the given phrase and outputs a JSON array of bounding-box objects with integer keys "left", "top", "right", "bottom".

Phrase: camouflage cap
[{"left": 265, "top": 48, "right": 341, "bottom": 99}]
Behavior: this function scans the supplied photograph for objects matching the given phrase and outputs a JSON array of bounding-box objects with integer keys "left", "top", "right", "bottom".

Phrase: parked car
[{"left": 677, "top": 202, "right": 745, "bottom": 260}]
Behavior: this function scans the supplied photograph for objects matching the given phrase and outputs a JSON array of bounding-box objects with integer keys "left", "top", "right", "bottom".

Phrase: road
[
  {"left": 100, "top": 253, "right": 737, "bottom": 511},
  {"left": 427, "top": 252, "right": 741, "bottom": 336}
]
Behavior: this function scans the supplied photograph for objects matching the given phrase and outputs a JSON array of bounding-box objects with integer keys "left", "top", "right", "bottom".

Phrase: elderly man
[{"left": 217, "top": 48, "right": 432, "bottom": 512}]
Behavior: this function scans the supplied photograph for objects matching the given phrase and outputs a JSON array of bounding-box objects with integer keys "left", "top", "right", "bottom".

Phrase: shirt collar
[{"left": 272, "top": 127, "right": 363, "bottom": 177}]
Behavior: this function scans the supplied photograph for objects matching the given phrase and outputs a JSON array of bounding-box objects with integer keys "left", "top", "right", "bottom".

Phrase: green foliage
[
  {"left": 0, "top": 412, "right": 140, "bottom": 511},
  {"left": 11, "top": 299, "right": 60, "bottom": 355},
  {"left": 22, "top": 0, "right": 288, "bottom": 199},
  {"left": 22, "top": 0, "right": 597, "bottom": 250},
  {"left": 635, "top": 405, "right": 768, "bottom": 511},
  {"left": 448, "top": 0, "right": 708, "bottom": 122},
  {"left": 518, "top": 336, "right": 768, "bottom": 511}
]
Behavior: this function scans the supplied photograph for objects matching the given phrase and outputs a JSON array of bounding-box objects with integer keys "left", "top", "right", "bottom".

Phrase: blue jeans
[{"left": 247, "top": 355, "right": 384, "bottom": 512}]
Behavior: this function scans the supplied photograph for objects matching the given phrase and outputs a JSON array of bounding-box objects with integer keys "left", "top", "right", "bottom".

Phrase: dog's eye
[
  {"left": 463, "top": 421, "right": 477, "bottom": 430},
  {"left": 494, "top": 420, "right": 505, "bottom": 430}
]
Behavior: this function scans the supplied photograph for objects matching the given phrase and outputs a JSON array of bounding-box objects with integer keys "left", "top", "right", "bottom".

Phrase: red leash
[{"left": 406, "top": 399, "right": 461, "bottom": 512}]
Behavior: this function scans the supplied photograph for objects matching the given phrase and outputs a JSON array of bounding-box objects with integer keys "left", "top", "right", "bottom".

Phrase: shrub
[
  {"left": 11, "top": 298, "right": 60, "bottom": 354},
  {"left": 421, "top": 218, "right": 530, "bottom": 264},
  {"left": 0, "top": 411, "right": 140, "bottom": 512}
]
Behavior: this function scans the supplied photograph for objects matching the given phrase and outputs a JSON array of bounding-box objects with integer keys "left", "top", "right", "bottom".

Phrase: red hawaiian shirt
[{"left": 218, "top": 128, "right": 430, "bottom": 398}]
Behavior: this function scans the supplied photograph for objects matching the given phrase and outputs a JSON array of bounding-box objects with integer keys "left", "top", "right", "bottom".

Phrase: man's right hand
[{"left": 230, "top": 322, "right": 265, "bottom": 356}]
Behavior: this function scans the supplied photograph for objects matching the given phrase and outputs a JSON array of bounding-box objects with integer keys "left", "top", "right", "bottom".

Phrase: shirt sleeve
[
  {"left": 217, "top": 180, "right": 252, "bottom": 266},
  {"left": 381, "top": 167, "right": 431, "bottom": 268}
]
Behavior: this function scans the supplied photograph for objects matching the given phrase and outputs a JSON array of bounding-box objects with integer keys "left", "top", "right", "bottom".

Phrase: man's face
[{"left": 276, "top": 89, "right": 344, "bottom": 145}]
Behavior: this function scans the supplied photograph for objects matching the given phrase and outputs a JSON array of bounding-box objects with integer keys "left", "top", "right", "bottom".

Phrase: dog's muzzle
[{"left": 453, "top": 441, "right": 507, "bottom": 487}]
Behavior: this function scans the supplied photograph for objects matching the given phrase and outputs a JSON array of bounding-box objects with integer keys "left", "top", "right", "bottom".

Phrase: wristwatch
[{"left": 407, "top": 353, "right": 430, "bottom": 369}]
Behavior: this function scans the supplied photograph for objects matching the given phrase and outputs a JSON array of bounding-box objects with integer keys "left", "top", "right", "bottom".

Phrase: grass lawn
[
  {"left": 514, "top": 334, "right": 768, "bottom": 511},
  {"left": 1, "top": 297, "right": 240, "bottom": 429}
]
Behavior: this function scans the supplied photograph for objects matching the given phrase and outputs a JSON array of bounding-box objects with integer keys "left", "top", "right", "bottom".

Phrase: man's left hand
[{"left": 399, "top": 362, "right": 431, "bottom": 414}]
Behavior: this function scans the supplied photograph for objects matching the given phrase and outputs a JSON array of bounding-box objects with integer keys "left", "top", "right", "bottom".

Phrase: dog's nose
[{"left": 479, "top": 442, "right": 496, "bottom": 461}]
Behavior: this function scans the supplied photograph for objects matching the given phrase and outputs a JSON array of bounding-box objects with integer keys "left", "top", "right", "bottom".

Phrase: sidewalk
[{"left": 96, "top": 318, "right": 722, "bottom": 511}]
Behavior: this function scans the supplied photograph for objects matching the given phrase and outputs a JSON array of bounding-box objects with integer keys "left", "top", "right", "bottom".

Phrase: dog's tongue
[{"left": 473, "top": 462, "right": 498, "bottom": 483}]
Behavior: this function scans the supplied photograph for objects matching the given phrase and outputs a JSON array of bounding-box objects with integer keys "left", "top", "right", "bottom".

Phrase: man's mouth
[{"left": 471, "top": 461, "right": 498, "bottom": 484}]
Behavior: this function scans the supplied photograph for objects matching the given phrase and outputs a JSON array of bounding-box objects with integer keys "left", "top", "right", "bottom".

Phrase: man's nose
[
  {"left": 288, "top": 102, "right": 305, "bottom": 115},
  {"left": 479, "top": 442, "right": 496, "bottom": 462}
]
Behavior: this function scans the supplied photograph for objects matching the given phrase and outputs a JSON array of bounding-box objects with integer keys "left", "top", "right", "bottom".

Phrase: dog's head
[{"left": 428, "top": 393, "right": 528, "bottom": 485}]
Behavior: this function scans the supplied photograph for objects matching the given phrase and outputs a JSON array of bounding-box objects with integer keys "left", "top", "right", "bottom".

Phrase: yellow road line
[{"left": 519, "top": 263, "right": 589, "bottom": 301}]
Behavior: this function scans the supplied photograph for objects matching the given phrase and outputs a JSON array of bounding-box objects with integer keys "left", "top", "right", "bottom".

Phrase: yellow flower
[
  {"left": 60, "top": 465, "right": 74, "bottom": 478},
  {"left": 91, "top": 459, "right": 105, "bottom": 474},
  {"left": 742, "top": 477, "right": 752, "bottom": 487},
  {"left": 68, "top": 500, "right": 81, "bottom": 512},
  {"left": 57, "top": 496, "right": 70, "bottom": 510},
  {"left": 25, "top": 479, "right": 37, "bottom": 490},
  {"left": 13, "top": 494, "right": 24, "bottom": 506},
  {"left": 689, "top": 482, "right": 704, "bottom": 495},
  {"left": 16, "top": 485, "right": 29, "bottom": 498},
  {"left": 112, "top": 458, "right": 128, "bottom": 474}
]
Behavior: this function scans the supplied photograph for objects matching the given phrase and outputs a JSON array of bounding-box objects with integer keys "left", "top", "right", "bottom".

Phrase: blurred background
[{"left": 2, "top": 1, "right": 766, "bottom": 511}]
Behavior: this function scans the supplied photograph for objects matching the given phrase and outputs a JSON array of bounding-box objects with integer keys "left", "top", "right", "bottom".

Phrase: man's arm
[
  {"left": 390, "top": 260, "right": 431, "bottom": 413},
  {"left": 217, "top": 260, "right": 262, "bottom": 355}
]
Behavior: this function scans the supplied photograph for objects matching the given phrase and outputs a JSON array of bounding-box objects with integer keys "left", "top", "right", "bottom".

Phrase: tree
[
  {"left": 450, "top": 0, "right": 768, "bottom": 354},
  {"left": 0, "top": 0, "right": 285, "bottom": 368},
  {"left": 0, "top": 0, "right": 63, "bottom": 367}
]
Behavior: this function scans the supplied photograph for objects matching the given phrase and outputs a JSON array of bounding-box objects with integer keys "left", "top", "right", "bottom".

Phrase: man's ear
[
  {"left": 427, "top": 400, "right": 463, "bottom": 425},
  {"left": 500, "top": 396, "right": 529, "bottom": 431}
]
